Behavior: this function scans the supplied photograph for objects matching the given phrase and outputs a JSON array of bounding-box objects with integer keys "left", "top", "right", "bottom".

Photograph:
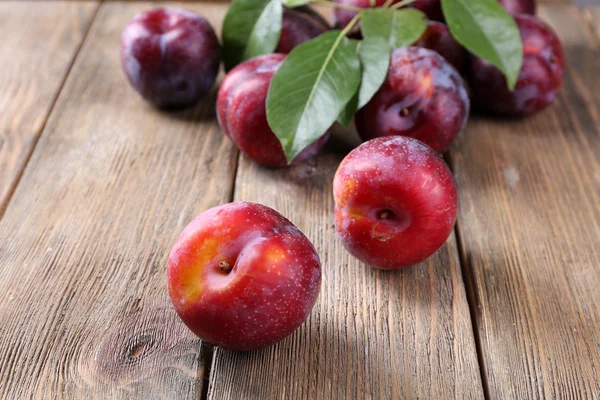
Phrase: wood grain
[
  {"left": 584, "top": 7, "right": 600, "bottom": 41},
  {"left": 0, "top": 1, "right": 98, "bottom": 218},
  {"left": 206, "top": 130, "right": 484, "bottom": 398},
  {"left": 0, "top": 2, "right": 235, "bottom": 398},
  {"left": 452, "top": 5, "right": 600, "bottom": 399}
]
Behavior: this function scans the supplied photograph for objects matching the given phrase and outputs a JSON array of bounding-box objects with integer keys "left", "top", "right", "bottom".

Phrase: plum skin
[
  {"left": 167, "top": 202, "right": 321, "bottom": 351},
  {"left": 499, "top": 0, "right": 536, "bottom": 15},
  {"left": 355, "top": 47, "right": 469, "bottom": 153},
  {"left": 412, "top": 0, "right": 444, "bottom": 21},
  {"left": 277, "top": 6, "right": 329, "bottom": 53},
  {"left": 217, "top": 54, "right": 330, "bottom": 167},
  {"left": 413, "top": 21, "right": 465, "bottom": 72},
  {"left": 467, "top": 14, "right": 564, "bottom": 117},
  {"left": 333, "top": 136, "right": 458, "bottom": 270},
  {"left": 120, "top": 8, "right": 220, "bottom": 109}
]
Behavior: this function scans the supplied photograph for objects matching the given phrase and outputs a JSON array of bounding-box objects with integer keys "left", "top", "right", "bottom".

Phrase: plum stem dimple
[
  {"left": 400, "top": 108, "right": 410, "bottom": 117},
  {"left": 219, "top": 261, "right": 232, "bottom": 274},
  {"left": 378, "top": 210, "right": 392, "bottom": 220}
]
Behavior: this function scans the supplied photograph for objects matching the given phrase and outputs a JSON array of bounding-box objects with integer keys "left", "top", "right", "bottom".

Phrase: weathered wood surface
[
  {"left": 452, "top": 5, "right": 600, "bottom": 399},
  {"left": 0, "top": 2, "right": 235, "bottom": 398},
  {"left": 0, "top": 1, "right": 98, "bottom": 218}
]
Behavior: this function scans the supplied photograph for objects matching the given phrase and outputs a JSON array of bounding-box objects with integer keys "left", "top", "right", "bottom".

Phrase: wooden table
[{"left": 0, "top": 1, "right": 598, "bottom": 398}]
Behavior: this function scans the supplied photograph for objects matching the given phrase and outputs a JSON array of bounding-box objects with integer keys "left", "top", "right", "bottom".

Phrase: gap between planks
[
  {"left": 198, "top": 150, "right": 240, "bottom": 400},
  {"left": 444, "top": 152, "right": 492, "bottom": 400}
]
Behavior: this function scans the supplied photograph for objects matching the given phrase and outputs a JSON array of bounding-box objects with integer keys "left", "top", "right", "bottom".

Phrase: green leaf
[
  {"left": 337, "top": 40, "right": 361, "bottom": 127},
  {"left": 338, "top": 92, "right": 359, "bottom": 127},
  {"left": 222, "top": 0, "right": 283, "bottom": 71},
  {"left": 267, "top": 30, "right": 361, "bottom": 163},
  {"left": 337, "top": 38, "right": 391, "bottom": 126},
  {"left": 357, "top": 37, "right": 390, "bottom": 109},
  {"left": 281, "top": 0, "right": 312, "bottom": 6},
  {"left": 360, "top": 8, "right": 428, "bottom": 49},
  {"left": 442, "top": 0, "right": 523, "bottom": 89}
]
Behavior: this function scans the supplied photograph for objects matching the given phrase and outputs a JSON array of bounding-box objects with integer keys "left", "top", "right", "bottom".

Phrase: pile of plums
[{"left": 121, "top": 1, "right": 564, "bottom": 350}]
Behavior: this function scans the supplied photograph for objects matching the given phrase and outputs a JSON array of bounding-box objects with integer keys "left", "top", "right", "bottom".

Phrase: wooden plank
[
  {"left": 584, "top": 7, "right": 600, "bottom": 40},
  {"left": 0, "top": 2, "right": 236, "bottom": 398},
  {"left": 0, "top": 1, "right": 98, "bottom": 218},
  {"left": 207, "top": 131, "right": 484, "bottom": 398},
  {"left": 452, "top": 5, "right": 600, "bottom": 399}
]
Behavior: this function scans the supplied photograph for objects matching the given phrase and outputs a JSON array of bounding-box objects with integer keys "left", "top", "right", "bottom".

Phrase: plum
[
  {"left": 277, "top": 6, "right": 329, "bottom": 53},
  {"left": 413, "top": 21, "right": 464, "bottom": 72},
  {"left": 217, "top": 54, "right": 330, "bottom": 167},
  {"left": 356, "top": 47, "right": 469, "bottom": 152},
  {"left": 168, "top": 202, "right": 321, "bottom": 350},
  {"left": 467, "top": 14, "right": 564, "bottom": 116},
  {"left": 499, "top": 0, "right": 536, "bottom": 15},
  {"left": 121, "top": 8, "right": 220, "bottom": 108},
  {"left": 334, "top": 136, "right": 457, "bottom": 269}
]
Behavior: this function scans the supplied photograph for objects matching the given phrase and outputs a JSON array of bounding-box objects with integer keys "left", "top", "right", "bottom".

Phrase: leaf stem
[
  {"left": 339, "top": 12, "right": 361, "bottom": 37},
  {"left": 313, "top": 0, "right": 364, "bottom": 13},
  {"left": 390, "top": 0, "right": 417, "bottom": 9},
  {"left": 383, "top": 0, "right": 395, "bottom": 7}
]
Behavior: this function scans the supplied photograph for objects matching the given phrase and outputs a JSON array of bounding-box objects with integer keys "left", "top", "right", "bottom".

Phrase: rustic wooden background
[{"left": 0, "top": 0, "right": 598, "bottom": 399}]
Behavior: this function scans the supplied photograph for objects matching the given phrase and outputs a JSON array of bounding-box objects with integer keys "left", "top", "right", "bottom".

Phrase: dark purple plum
[
  {"left": 121, "top": 8, "right": 220, "bottom": 109},
  {"left": 412, "top": 0, "right": 443, "bottom": 22},
  {"left": 277, "top": 6, "right": 329, "bottom": 53},
  {"left": 356, "top": 47, "right": 469, "bottom": 153},
  {"left": 499, "top": 0, "right": 536, "bottom": 15},
  {"left": 467, "top": 14, "right": 564, "bottom": 117},
  {"left": 413, "top": 21, "right": 465, "bottom": 72}
]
